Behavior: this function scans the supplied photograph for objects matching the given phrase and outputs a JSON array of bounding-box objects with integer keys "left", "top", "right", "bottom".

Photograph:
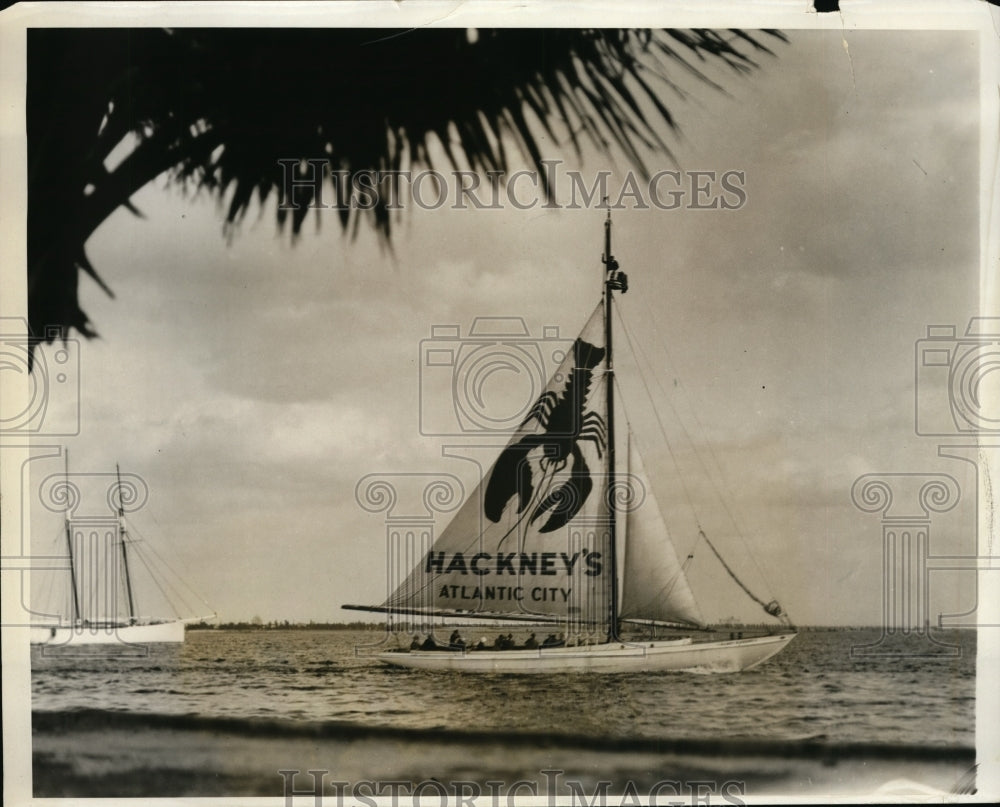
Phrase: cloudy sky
[{"left": 14, "top": 21, "right": 989, "bottom": 626}]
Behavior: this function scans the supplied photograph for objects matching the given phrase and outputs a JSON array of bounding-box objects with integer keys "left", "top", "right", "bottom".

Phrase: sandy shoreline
[{"left": 31, "top": 709, "right": 976, "bottom": 799}]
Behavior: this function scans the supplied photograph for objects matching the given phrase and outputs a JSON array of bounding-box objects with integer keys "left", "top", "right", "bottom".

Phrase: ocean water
[{"left": 31, "top": 628, "right": 975, "bottom": 747}]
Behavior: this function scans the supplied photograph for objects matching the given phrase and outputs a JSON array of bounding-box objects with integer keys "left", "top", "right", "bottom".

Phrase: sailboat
[
  {"left": 345, "top": 213, "right": 795, "bottom": 673},
  {"left": 30, "top": 457, "right": 211, "bottom": 646}
]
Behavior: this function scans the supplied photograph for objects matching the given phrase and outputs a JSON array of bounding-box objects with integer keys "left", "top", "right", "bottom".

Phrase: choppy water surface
[{"left": 31, "top": 628, "right": 975, "bottom": 745}]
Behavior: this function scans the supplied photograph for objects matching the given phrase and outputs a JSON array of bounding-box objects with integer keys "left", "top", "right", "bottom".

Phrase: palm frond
[{"left": 27, "top": 28, "right": 784, "bottom": 361}]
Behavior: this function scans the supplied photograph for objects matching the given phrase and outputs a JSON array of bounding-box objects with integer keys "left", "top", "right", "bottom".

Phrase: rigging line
[
  {"left": 35, "top": 524, "right": 66, "bottom": 620},
  {"left": 36, "top": 563, "right": 56, "bottom": 619},
  {"left": 123, "top": 518, "right": 214, "bottom": 612},
  {"left": 87, "top": 537, "right": 98, "bottom": 622},
  {"left": 614, "top": 299, "right": 783, "bottom": 622},
  {"left": 116, "top": 549, "right": 131, "bottom": 621},
  {"left": 698, "top": 528, "right": 779, "bottom": 614},
  {"left": 610, "top": 346, "right": 704, "bottom": 571},
  {"left": 127, "top": 544, "right": 186, "bottom": 619},
  {"left": 132, "top": 540, "right": 204, "bottom": 617},
  {"left": 625, "top": 289, "right": 776, "bottom": 595},
  {"left": 618, "top": 293, "right": 778, "bottom": 600},
  {"left": 131, "top": 549, "right": 201, "bottom": 617},
  {"left": 123, "top": 529, "right": 200, "bottom": 617},
  {"left": 124, "top": 543, "right": 171, "bottom": 618},
  {"left": 612, "top": 299, "right": 706, "bottom": 544},
  {"left": 612, "top": 373, "right": 706, "bottom": 603}
]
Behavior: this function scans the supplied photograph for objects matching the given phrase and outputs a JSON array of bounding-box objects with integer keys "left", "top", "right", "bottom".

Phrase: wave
[{"left": 32, "top": 708, "right": 975, "bottom": 764}]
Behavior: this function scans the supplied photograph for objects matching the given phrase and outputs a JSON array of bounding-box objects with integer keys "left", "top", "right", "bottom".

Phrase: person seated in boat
[
  {"left": 474, "top": 637, "right": 487, "bottom": 650},
  {"left": 492, "top": 634, "right": 505, "bottom": 650},
  {"left": 410, "top": 635, "right": 421, "bottom": 650},
  {"left": 420, "top": 634, "right": 438, "bottom": 651},
  {"left": 524, "top": 633, "right": 538, "bottom": 649},
  {"left": 503, "top": 633, "right": 515, "bottom": 650}
]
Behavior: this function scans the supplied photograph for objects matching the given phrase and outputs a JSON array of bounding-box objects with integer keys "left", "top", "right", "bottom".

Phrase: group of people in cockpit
[{"left": 409, "top": 629, "right": 566, "bottom": 651}]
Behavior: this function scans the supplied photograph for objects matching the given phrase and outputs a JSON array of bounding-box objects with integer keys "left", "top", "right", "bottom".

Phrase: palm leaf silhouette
[{"left": 27, "top": 28, "right": 784, "bottom": 361}]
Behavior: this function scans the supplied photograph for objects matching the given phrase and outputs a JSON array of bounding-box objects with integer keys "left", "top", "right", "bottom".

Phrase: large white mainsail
[
  {"left": 619, "top": 436, "right": 703, "bottom": 627},
  {"left": 381, "top": 306, "right": 614, "bottom": 629}
]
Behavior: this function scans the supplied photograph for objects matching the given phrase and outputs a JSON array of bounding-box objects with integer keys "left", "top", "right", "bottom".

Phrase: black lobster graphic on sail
[{"left": 484, "top": 338, "right": 607, "bottom": 533}]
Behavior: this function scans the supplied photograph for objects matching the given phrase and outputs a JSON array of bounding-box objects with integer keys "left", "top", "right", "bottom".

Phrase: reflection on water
[{"left": 32, "top": 628, "right": 975, "bottom": 745}]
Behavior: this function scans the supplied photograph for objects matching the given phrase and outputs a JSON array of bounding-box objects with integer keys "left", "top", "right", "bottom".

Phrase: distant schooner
[{"left": 31, "top": 455, "right": 212, "bottom": 646}]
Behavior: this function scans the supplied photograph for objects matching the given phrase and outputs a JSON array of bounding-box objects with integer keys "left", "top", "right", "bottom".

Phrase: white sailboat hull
[
  {"left": 30, "top": 621, "right": 186, "bottom": 646},
  {"left": 378, "top": 632, "right": 795, "bottom": 674}
]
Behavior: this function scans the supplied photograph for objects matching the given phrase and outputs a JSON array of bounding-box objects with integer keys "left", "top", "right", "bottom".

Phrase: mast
[
  {"left": 116, "top": 464, "right": 137, "bottom": 624},
  {"left": 64, "top": 450, "right": 82, "bottom": 625},
  {"left": 602, "top": 205, "right": 627, "bottom": 639}
]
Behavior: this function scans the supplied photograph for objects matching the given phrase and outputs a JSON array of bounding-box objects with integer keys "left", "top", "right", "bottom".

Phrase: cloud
[{"left": 45, "top": 28, "right": 986, "bottom": 624}]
